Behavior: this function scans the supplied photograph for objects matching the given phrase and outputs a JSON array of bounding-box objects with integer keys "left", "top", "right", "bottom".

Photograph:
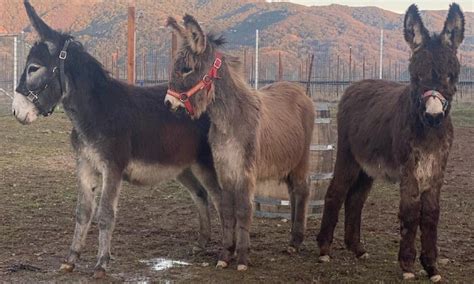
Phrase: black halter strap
[{"left": 25, "top": 39, "right": 71, "bottom": 116}]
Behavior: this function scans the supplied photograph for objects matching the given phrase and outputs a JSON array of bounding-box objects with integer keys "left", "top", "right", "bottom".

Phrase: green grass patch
[{"left": 451, "top": 102, "right": 474, "bottom": 127}]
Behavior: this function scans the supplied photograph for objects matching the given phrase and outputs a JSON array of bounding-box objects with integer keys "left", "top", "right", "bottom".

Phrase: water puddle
[{"left": 140, "top": 258, "right": 191, "bottom": 271}]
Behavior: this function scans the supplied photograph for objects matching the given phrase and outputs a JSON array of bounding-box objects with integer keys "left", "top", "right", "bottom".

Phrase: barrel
[{"left": 254, "top": 102, "right": 335, "bottom": 218}]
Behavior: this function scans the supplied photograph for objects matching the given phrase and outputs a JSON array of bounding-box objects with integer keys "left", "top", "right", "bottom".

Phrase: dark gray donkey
[
  {"left": 316, "top": 3, "right": 464, "bottom": 282},
  {"left": 12, "top": 0, "right": 221, "bottom": 278}
]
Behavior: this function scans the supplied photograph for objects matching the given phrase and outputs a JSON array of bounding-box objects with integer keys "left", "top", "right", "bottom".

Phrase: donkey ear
[
  {"left": 166, "top": 17, "right": 187, "bottom": 39},
  {"left": 441, "top": 3, "right": 465, "bottom": 49},
  {"left": 404, "top": 4, "right": 430, "bottom": 51},
  {"left": 24, "top": 0, "right": 60, "bottom": 53},
  {"left": 183, "top": 14, "right": 206, "bottom": 54}
]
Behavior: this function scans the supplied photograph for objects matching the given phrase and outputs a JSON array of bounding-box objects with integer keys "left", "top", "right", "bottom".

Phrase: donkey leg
[
  {"left": 419, "top": 188, "right": 441, "bottom": 281},
  {"left": 287, "top": 174, "right": 310, "bottom": 253},
  {"left": 177, "top": 168, "right": 211, "bottom": 250},
  {"left": 398, "top": 174, "right": 421, "bottom": 280},
  {"left": 191, "top": 163, "right": 224, "bottom": 223},
  {"left": 344, "top": 171, "right": 373, "bottom": 258},
  {"left": 234, "top": 175, "right": 256, "bottom": 271},
  {"left": 60, "top": 159, "right": 99, "bottom": 272},
  {"left": 317, "top": 152, "right": 361, "bottom": 261},
  {"left": 217, "top": 188, "right": 236, "bottom": 268},
  {"left": 93, "top": 168, "right": 122, "bottom": 279}
]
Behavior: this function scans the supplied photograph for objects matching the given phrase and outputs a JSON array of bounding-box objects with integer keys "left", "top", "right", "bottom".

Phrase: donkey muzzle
[
  {"left": 422, "top": 90, "right": 447, "bottom": 127},
  {"left": 12, "top": 91, "right": 39, "bottom": 125},
  {"left": 164, "top": 94, "right": 184, "bottom": 112}
]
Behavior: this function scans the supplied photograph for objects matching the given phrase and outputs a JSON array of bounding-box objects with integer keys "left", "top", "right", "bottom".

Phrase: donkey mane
[{"left": 64, "top": 39, "right": 111, "bottom": 91}]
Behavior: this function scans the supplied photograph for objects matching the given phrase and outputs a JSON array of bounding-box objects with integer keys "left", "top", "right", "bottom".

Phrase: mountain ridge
[{"left": 1, "top": 0, "right": 473, "bottom": 78}]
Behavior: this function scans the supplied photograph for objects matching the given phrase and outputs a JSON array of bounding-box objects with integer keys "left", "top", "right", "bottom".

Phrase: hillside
[{"left": 0, "top": 0, "right": 473, "bottom": 79}]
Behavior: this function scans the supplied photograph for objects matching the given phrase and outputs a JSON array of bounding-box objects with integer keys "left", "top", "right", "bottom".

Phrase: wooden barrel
[{"left": 254, "top": 102, "right": 335, "bottom": 218}]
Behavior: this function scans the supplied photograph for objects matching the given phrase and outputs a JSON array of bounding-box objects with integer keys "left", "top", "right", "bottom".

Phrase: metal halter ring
[
  {"left": 179, "top": 93, "right": 188, "bottom": 102},
  {"left": 202, "top": 74, "right": 212, "bottom": 84}
]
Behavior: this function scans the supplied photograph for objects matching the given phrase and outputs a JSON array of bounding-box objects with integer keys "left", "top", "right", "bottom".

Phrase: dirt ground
[{"left": 0, "top": 108, "right": 472, "bottom": 283}]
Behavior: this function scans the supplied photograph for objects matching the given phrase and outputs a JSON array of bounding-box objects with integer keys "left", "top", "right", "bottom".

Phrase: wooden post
[
  {"left": 348, "top": 46, "right": 352, "bottom": 82},
  {"left": 278, "top": 51, "right": 283, "bottom": 81},
  {"left": 306, "top": 54, "right": 314, "bottom": 97},
  {"left": 127, "top": 5, "right": 136, "bottom": 84},
  {"left": 362, "top": 56, "right": 366, "bottom": 80},
  {"left": 336, "top": 55, "right": 340, "bottom": 97}
]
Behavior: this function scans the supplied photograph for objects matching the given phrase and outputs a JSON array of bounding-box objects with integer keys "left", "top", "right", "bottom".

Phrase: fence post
[
  {"left": 278, "top": 51, "right": 283, "bottom": 81},
  {"left": 306, "top": 54, "right": 314, "bottom": 97},
  {"left": 362, "top": 56, "right": 366, "bottom": 80},
  {"left": 348, "top": 46, "right": 352, "bottom": 82},
  {"left": 336, "top": 55, "right": 340, "bottom": 97},
  {"left": 13, "top": 36, "right": 18, "bottom": 94},
  {"left": 127, "top": 5, "right": 136, "bottom": 84}
]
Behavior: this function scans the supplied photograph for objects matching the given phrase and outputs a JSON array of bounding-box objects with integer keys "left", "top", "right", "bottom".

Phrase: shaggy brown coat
[{"left": 316, "top": 4, "right": 464, "bottom": 282}]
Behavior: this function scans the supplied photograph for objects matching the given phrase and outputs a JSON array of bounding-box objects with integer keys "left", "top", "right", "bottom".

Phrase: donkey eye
[{"left": 27, "top": 64, "right": 40, "bottom": 74}]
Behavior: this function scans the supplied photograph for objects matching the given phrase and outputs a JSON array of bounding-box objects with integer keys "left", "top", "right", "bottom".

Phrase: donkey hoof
[
  {"left": 402, "top": 272, "right": 416, "bottom": 280},
  {"left": 93, "top": 268, "right": 107, "bottom": 279},
  {"left": 59, "top": 263, "right": 74, "bottom": 272},
  {"left": 216, "top": 260, "right": 228, "bottom": 269},
  {"left": 418, "top": 269, "right": 428, "bottom": 276},
  {"left": 430, "top": 275, "right": 442, "bottom": 283},
  {"left": 358, "top": 252, "right": 369, "bottom": 260},
  {"left": 318, "top": 255, "right": 330, "bottom": 263},
  {"left": 237, "top": 264, "right": 248, "bottom": 271}
]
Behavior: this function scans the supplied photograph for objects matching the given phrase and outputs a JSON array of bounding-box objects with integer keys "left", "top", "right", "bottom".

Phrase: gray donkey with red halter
[
  {"left": 316, "top": 3, "right": 464, "bottom": 282},
  {"left": 13, "top": 1, "right": 223, "bottom": 278},
  {"left": 165, "top": 15, "right": 315, "bottom": 271}
]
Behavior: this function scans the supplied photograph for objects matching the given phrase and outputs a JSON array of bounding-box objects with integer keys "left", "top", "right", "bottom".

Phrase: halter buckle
[
  {"left": 27, "top": 91, "right": 38, "bottom": 102},
  {"left": 59, "top": 50, "right": 68, "bottom": 60},
  {"left": 213, "top": 58, "right": 222, "bottom": 69}
]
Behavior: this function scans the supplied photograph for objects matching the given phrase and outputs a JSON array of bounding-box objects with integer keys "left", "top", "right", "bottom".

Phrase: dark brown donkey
[
  {"left": 164, "top": 15, "right": 315, "bottom": 271},
  {"left": 317, "top": 4, "right": 464, "bottom": 282},
  {"left": 12, "top": 1, "right": 222, "bottom": 278}
]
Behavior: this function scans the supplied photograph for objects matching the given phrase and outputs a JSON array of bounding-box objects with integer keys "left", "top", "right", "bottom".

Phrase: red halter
[
  {"left": 421, "top": 90, "right": 449, "bottom": 111},
  {"left": 167, "top": 53, "right": 223, "bottom": 116}
]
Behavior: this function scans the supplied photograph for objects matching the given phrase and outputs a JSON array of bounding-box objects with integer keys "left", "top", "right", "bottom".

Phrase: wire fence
[{"left": 1, "top": 35, "right": 474, "bottom": 117}]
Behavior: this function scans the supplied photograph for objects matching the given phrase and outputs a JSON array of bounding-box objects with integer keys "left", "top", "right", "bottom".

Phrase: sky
[{"left": 288, "top": 1, "right": 474, "bottom": 13}]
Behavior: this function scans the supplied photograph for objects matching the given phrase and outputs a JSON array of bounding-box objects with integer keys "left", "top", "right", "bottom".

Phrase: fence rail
[{"left": 1, "top": 33, "right": 474, "bottom": 116}]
